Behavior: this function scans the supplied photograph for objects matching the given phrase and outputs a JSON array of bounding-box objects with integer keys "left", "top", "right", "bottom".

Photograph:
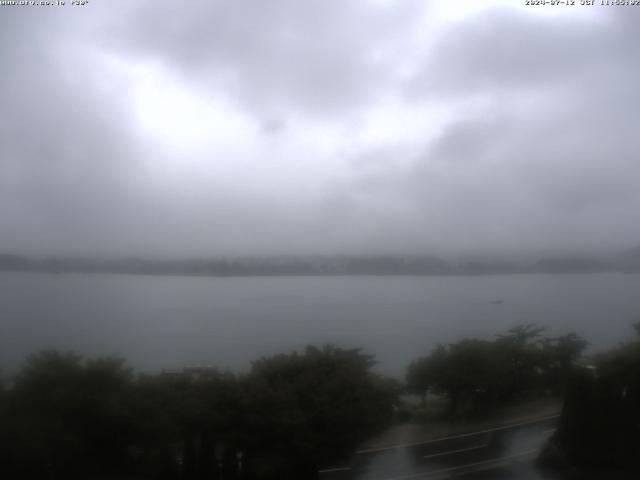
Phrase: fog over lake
[
  {"left": 2, "top": 272, "right": 639, "bottom": 377},
  {"left": 5, "top": 2, "right": 640, "bottom": 478},
  {"left": 4, "top": 1, "right": 640, "bottom": 381}
]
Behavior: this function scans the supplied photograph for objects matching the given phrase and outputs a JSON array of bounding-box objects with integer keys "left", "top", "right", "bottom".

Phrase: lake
[{"left": 1, "top": 272, "right": 639, "bottom": 377}]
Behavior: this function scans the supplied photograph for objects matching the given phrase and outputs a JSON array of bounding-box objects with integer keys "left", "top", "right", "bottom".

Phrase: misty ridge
[{"left": 1, "top": 245, "right": 640, "bottom": 276}]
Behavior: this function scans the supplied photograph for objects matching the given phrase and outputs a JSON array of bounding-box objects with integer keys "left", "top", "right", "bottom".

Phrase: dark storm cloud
[
  {"left": 403, "top": 112, "right": 640, "bottom": 254},
  {"left": 1, "top": 1, "right": 640, "bottom": 257},
  {"left": 0, "top": 8, "right": 145, "bottom": 254},
  {"left": 408, "top": 8, "right": 639, "bottom": 96},
  {"left": 1, "top": 0, "right": 431, "bottom": 257},
  {"left": 345, "top": 6, "right": 640, "bottom": 255},
  {"left": 106, "top": 0, "right": 424, "bottom": 117}
]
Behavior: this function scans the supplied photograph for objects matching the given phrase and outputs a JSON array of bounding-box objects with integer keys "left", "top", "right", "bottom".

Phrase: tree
[
  {"left": 406, "top": 347, "right": 444, "bottom": 406},
  {"left": 545, "top": 324, "right": 640, "bottom": 473},
  {"left": 407, "top": 325, "right": 584, "bottom": 418},
  {"left": 5, "top": 351, "right": 135, "bottom": 479},
  {"left": 494, "top": 324, "right": 546, "bottom": 399},
  {"left": 540, "top": 333, "right": 588, "bottom": 392},
  {"left": 242, "top": 345, "right": 396, "bottom": 478},
  {"left": 2, "top": 346, "right": 397, "bottom": 479}
]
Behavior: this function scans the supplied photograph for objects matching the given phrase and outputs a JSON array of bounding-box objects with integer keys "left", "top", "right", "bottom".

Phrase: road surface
[{"left": 319, "top": 414, "right": 560, "bottom": 480}]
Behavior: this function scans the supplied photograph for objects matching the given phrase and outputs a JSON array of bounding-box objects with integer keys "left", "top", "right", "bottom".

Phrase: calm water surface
[{"left": 1, "top": 272, "right": 639, "bottom": 376}]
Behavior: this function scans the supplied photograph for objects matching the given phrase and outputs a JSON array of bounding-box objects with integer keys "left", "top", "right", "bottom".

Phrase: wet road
[{"left": 319, "top": 415, "right": 559, "bottom": 480}]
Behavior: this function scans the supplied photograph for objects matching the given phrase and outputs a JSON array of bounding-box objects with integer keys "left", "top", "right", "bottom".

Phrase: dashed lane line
[
  {"left": 423, "top": 444, "right": 487, "bottom": 459},
  {"left": 318, "top": 466, "right": 352, "bottom": 474}
]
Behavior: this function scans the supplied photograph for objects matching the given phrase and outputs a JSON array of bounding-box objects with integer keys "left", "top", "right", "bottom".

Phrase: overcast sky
[{"left": 1, "top": 0, "right": 639, "bottom": 258}]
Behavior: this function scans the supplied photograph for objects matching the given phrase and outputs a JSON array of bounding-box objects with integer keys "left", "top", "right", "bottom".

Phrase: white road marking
[
  {"left": 356, "top": 413, "right": 560, "bottom": 454},
  {"left": 423, "top": 444, "right": 487, "bottom": 459},
  {"left": 318, "top": 466, "right": 352, "bottom": 474},
  {"left": 384, "top": 449, "right": 539, "bottom": 480}
]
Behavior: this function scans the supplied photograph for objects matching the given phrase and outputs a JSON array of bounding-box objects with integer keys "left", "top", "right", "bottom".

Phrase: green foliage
[
  {"left": 4, "top": 351, "right": 135, "bottom": 478},
  {"left": 242, "top": 345, "right": 395, "bottom": 478},
  {"left": 540, "top": 333, "right": 589, "bottom": 391},
  {"left": 1, "top": 346, "right": 396, "bottom": 479},
  {"left": 553, "top": 324, "right": 640, "bottom": 472},
  {"left": 407, "top": 345, "right": 448, "bottom": 402},
  {"left": 407, "top": 324, "right": 587, "bottom": 416}
]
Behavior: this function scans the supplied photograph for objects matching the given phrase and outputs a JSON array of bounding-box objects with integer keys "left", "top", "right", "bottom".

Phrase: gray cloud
[
  {"left": 1, "top": 2, "right": 640, "bottom": 258},
  {"left": 408, "top": 8, "right": 639, "bottom": 97},
  {"left": 108, "top": 0, "right": 425, "bottom": 117},
  {"left": 0, "top": 9, "right": 144, "bottom": 255}
]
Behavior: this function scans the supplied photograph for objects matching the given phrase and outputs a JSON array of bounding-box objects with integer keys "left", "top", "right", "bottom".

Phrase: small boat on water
[{"left": 490, "top": 299, "right": 504, "bottom": 305}]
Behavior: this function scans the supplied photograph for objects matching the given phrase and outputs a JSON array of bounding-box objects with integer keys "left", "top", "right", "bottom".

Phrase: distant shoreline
[{"left": 2, "top": 252, "right": 639, "bottom": 278}]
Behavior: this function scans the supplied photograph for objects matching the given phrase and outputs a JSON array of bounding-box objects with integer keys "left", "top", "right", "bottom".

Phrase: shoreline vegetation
[
  {"left": 3, "top": 323, "right": 639, "bottom": 478},
  {"left": 1, "top": 346, "right": 397, "bottom": 480},
  {"left": 1, "top": 250, "right": 640, "bottom": 277}
]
